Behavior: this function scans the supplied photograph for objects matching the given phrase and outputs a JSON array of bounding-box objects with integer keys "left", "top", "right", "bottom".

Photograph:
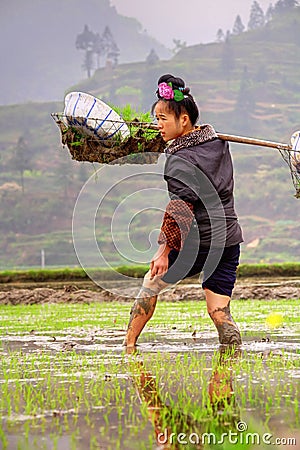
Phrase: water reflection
[{"left": 126, "top": 346, "right": 241, "bottom": 449}]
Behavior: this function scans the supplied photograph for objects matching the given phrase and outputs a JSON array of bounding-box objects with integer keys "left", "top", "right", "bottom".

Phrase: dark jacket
[{"left": 164, "top": 129, "right": 243, "bottom": 248}]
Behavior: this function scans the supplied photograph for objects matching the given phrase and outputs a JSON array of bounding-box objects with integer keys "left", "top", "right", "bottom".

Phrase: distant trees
[
  {"left": 75, "top": 25, "right": 95, "bottom": 53},
  {"left": 217, "top": 0, "right": 299, "bottom": 39},
  {"left": 264, "top": 0, "right": 299, "bottom": 22},
  {"left": 273, "top": 0, "right": 299, "bottom": 13},
  {"left": 76, "top": 24, "right": 119, "bottom": 78}
]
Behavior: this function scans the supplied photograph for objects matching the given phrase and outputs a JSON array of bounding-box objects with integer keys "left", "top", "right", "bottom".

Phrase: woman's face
[{"left": 154, "top": 101, "right": 187, "bottom": 142}]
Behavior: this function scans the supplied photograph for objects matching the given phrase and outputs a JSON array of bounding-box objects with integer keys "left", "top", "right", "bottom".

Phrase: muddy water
[{"left": 1, "top": 333, "right": 300, "bottom": 450}]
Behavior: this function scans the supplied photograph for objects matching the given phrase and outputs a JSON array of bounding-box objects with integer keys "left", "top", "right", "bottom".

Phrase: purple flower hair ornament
[
  {"left": 158, "top": 82, "right": 174, "bottom": 100},
  {"left": 158, "top": 82, "right": 185, "bottom": 102}
]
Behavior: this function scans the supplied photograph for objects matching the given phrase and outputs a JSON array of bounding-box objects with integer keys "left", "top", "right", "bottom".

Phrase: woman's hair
[{"left": 151, "top": 74, "right": 199, "bottom": 125}]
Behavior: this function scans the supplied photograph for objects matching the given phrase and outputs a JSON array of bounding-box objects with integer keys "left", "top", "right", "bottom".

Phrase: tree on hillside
[
  {"left": 107, "top": 41, "right": 120, "bottom": 68},
  {"left": 265, "top": 3, "right": 275, "bottom": 21},
  {"left": 76, "top": 24, "right": 96, "bottom": 50},
  {"left": 146, "top": 49, "right": 159, "bottom": 65},
  {"left": 76, "top": 25, "right": 120, "bottom": 76},
  {"left": 232, "top": 15, "right": 245, "bottom": 35},
  {"left": 93, "top": 33, "right": 105, "bottom": 69},
  {"left": 273, "top": 0, "right": 299, "bottom": 13},
  {"left": 216, "top": 28, "right": 225, "bottom": 42},
  {"left": 172, "top": 39, "right": 187, "bottom": 54},
  {"left": 102, "top": 26, "right": 119, "bottom": 68},
  {"left": 76, "top": 25, "right": 96, "bottom": 78},
  {"left": 248, "top": 1, "right": 265, "bottom": 30},
  {"left": 82, "top": 50, "right": 94, "bottom": 79}
]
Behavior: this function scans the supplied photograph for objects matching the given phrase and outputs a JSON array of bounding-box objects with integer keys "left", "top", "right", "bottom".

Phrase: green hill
[
  {"left": 0, "top": 9, "right": 299, "bottom": 268},
  {"left": 0, "top": 0, "right": 170, "bottom": 105}
]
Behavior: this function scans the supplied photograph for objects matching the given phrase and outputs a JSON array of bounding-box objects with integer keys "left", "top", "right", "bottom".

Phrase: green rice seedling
[
  {"left": 0, "top": 425, "right": 8, "bottom": 449},
  {"left": 1, "top": 299, "right": 300, "bottom": 449}
]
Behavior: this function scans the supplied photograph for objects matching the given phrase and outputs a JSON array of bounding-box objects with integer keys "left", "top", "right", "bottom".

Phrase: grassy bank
[
  {"left": 0, "top": 265, "right": 148, "bottom": 283},
  {"left": 0, "top": 262, "right": 300, "bottom": 284},
  {"left": 237, "top": 262, "right": 300, "bottom": 277}
]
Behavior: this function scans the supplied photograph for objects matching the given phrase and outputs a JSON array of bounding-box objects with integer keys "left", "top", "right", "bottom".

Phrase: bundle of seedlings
[{"left": 52, "top": 113, "right": 165, "bottom": 165}]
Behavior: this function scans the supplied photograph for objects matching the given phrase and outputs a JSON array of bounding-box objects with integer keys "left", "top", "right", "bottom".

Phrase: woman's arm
[
  {"left": 158, "top": 199, "right": 195, "bottom": 251},
  {"left": 150, "top": 243, "right": 171, "bottom": 279}
]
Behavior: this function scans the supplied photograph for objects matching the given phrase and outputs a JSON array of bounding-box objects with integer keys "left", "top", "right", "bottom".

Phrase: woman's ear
[{"left": 181, "top": 113, "right": 190, "bottom": 128}]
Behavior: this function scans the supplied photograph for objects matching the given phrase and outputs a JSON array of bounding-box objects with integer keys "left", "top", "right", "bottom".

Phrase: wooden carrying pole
[{"left": 216, "top": 133, "right": 291, "bottom": 151}]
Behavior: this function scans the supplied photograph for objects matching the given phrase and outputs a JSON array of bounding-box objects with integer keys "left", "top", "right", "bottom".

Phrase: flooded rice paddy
[{"left": 0, "top": 297, "right": 299, "bottom": 449}]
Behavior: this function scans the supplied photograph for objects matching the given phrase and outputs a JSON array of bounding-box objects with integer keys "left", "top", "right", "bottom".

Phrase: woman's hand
[{"left": 150, "top": 244, "right": 171, "bottom": 279}]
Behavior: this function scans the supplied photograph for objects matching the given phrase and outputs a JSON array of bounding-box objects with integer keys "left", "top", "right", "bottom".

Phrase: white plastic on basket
[{"left": 63, "top": 91, "right": 130, "bottom": 140}]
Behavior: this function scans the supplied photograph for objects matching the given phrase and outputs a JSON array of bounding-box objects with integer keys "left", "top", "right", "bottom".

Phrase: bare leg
[
  {"left": 205, "top": 288, "right": 241, "bottom": 345},
  {"left": 123, "top": 271, "right": 169, "bottom": 347},
  {"left": 124, "top": 289, "right": 158, "bottom": 347}
]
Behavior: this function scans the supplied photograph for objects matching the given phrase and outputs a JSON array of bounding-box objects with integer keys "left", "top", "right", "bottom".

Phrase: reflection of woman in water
[
  {"left": 124, "top": 74, "right": 243, "bottom": 348},
  {"left": 128, "top": 347, "right": 240, "bottom": 449}
]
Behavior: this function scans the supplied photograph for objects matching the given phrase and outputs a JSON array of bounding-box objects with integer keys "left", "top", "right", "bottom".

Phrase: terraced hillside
[{"left": 0, "top": 9, "right": 299, "bottom": 268}]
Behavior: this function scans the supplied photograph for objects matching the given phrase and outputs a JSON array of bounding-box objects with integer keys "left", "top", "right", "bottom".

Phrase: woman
[{"left": 124, "top": 74, "right": 243, "bottom": 347}]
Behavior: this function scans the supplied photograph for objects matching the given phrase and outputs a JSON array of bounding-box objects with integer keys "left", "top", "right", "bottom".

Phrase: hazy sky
[{"left": 110, "top": 0, "right": 272, "bottom": 47}]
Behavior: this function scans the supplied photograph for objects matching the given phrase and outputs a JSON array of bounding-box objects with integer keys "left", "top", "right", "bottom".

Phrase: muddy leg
[
  {"left": 123, "top": 271, "right": 169, "bottom": 347},
  {"left": 205, "top": 288, "right": 241, "bottom": 345},
  {"left": 124, "top": 289, "right": 158, "bottom": 347}
]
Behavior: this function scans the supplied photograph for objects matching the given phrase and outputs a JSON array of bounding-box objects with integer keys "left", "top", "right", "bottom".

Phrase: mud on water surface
[{"left": 1, "top": 278, "right": 300, "bottom": 450}]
